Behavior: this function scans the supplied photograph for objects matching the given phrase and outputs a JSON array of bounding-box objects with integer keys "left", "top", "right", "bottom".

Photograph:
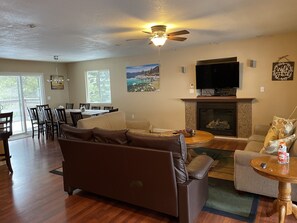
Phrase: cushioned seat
[{"left": 77, "top": 111, "right": 152, "bottom": 132}]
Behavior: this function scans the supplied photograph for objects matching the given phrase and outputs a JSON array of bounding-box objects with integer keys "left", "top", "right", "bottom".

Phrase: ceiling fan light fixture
[{"left": 151, "top": 34, "right": 167, "bottom": 47}]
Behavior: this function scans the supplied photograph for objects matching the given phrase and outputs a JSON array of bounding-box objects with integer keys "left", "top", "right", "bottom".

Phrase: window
[
  {"left": 85, "top": 70, "right": 111, "bottom": 103},
  {"left": 0, "top": 73, "right": 45, "bottom": 134}
]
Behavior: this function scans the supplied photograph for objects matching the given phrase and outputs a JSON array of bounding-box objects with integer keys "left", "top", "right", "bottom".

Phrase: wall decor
[
  {"left": 50, "top": 75, "right": 64, "bottom": 90},
  {"left": 126, "top": 64, "right": 160, "bottom": 92},
  {"left": 272, "top": 55, "right": 294, "bottom": 81}
]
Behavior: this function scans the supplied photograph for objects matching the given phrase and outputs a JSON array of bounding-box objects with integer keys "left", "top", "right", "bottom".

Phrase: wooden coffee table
[
  {"left": 251, "top": 156, "right": 297, "bottom": 223},
  {"left": 184, "top": 130, "right": 214, "bottom": 148}
]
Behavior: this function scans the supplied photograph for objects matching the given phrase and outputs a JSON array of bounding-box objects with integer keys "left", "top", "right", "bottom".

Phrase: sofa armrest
[
  {"left": 253, "top": 124, "right": 270, "bottom": 136},
  {"left": 186, "top": 155, "right": 214, "bottom": 180},
  {"left": 234, "top": 150, "right": 271, "bottom": 166}
]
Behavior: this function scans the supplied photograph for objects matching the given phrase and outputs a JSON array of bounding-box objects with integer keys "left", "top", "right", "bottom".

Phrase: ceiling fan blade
[
  {"left": 126, "top": 38, "right": 146, "bottom": 41},
  {"left": 167, "top": 30, "right": 189, "bottom": 36},
  {"left": 143, "top": 31, "right": 152, "bottom": 35},
  {"left": 168, "top": 36, "right": 187, "bottom": 41}
]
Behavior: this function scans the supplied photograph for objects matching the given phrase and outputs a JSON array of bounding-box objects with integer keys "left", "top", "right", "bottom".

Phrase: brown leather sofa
[{"left": 58, "top": 125, "right": 214, "bottom": 223}]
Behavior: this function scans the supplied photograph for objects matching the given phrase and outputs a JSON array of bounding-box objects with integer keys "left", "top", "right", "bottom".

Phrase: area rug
[
  {"left": 193, "top": 147, "right": 234, "bottom": 181},
  {"left": 49, "top": 167, "right": 63, "bottom": 176},
  {"left": 203, "top": 178, "right": 258, "bottom": 222}
]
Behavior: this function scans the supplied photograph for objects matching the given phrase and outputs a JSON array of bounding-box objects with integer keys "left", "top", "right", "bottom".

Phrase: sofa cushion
[
  {"left": 244, "top": 140, "right": 264, "bottom": 153},
  {"left": 77, "top": 111, "right": 127, "bottom": 130},
  {"left": 126, "top": 131, "right": 188, "bottom": 184},
  {"left": 260, "top": 134, "right": 297, "bottom": 154},
  {"left": 93, "top": 128, "right": 128, "bottom": 145},
  {"left": 60, "top": 124, "right": 94, "bottom": 141}
]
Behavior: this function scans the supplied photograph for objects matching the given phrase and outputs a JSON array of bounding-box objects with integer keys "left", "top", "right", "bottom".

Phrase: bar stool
[{"left": 0, "top": 112, "right": 13, "bottom": 173}]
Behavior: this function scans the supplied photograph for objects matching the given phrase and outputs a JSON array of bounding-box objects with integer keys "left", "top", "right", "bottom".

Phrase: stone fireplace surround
[{"left": 181, "top": 97, "right": 255, "bottom": 138}]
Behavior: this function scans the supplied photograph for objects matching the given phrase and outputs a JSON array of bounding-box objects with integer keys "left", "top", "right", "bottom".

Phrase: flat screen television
[{"left": 195, "top": 62, "right": 239, "bottom": 89}]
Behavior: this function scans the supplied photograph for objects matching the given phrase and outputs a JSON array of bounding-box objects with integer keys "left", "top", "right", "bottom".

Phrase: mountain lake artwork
[{"left": 126, "top": 64, "right": 160, "bottom": 92}]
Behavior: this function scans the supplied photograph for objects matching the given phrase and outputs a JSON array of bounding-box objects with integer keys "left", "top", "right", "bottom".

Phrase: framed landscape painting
[
  {"left": 50, "top": 75, "right": 64, "bottom": 90},
  {"left": 126, "top": 64, "right": 160, "bottom": 92}
]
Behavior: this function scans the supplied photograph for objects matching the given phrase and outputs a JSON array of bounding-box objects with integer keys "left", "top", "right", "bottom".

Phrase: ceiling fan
[{"left": 143, "top": 25, "right": 190, "bottom": 47}]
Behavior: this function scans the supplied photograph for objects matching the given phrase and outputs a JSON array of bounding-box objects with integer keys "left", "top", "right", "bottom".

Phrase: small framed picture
[
  {"left": 51, "top": 75, "right": 64, "bottom": 90},
  {"left": 272, "top": 62, "right": 294, "bottom": 81}
]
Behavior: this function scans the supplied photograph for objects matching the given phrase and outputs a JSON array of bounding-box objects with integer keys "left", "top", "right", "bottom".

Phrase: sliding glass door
[{"left": 0, "top": 73, "right": 45, "bottom": 135}]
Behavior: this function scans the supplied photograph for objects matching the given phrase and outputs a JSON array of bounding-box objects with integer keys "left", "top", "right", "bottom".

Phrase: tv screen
[{"left": 196, "top": 62, "right": 239, "bottom": 89}]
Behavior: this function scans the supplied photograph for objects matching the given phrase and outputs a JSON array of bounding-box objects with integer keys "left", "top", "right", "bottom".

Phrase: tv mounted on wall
[{"left": 195, "top": 62, "right": 240, "bottom": 89}]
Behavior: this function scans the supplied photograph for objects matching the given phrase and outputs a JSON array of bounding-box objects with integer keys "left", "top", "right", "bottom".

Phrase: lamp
[
  {"left": 151, "top": 33, "right": 167, "bottom": 47},
  {"left": 47, "top": 55, "right": 70, "bottom": 83}
]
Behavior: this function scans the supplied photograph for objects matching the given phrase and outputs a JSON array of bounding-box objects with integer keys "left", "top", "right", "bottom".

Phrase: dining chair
[
  {"left": 43, "top": 108, "right": 59, "bottom": 140},
  {"left": 70, "top": 112, "right": 83, "bottom": 127},
  {"left": 54, "top": 108, "right": 70, "bottom": 135},
  {"left": 36, "top": 104, "right": 50, "bottom": 109},
  {"left": 36, "top": 104, "right": 49, "bottom": 122},
  {"left": 91, "top": 106, "right": 101, "bottom": 110},
  {"left": 27, "top": 107, "right": 45, "bottom": 139},
  {"left": 66, "top": 103, "right": 74, "bottom": 109},
  {"left": 79, "top": 103, "right": 90, "bottom": 109},
  {"left": 0, "top": 112, "right": 13, "bottom": 173},
  {"left": 103, "top": 106, "right": 113, "bottom": 110}
]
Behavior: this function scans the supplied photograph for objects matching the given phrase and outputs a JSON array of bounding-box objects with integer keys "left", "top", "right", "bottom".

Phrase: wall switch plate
[{"left": 260, "top": 86, "right": 265, "bottom": 92}]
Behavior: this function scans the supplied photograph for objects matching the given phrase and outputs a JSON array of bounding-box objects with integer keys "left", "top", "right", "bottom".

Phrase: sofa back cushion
[
  {"left": 126, "top": 131, "right": 188, "bottom": 183},
  {"left": 77, "top": 111, "right": 126, "bottom": 130},
  {"left": 60, "top": 124, "right": 94, "bottom": 141},
  {"left": 93, "top": 128, "right": 128, "bottom": 145}
]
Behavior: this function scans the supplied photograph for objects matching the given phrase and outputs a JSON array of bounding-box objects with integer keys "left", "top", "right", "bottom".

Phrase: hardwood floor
[{"left": 0, "top": 136, "right": 296, "bottom": 223}]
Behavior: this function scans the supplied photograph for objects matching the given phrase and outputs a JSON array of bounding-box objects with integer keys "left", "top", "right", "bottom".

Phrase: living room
[
  {"left": 1, "top": 32, "right": 297, "bottom": 129},
  {"left": 1, "top": 1, "right": 297, "bottom": 223}
]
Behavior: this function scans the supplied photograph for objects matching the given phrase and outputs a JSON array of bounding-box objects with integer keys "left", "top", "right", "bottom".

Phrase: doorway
[{"left": 0, "top": 73, "right": 45, "bottom": 135}]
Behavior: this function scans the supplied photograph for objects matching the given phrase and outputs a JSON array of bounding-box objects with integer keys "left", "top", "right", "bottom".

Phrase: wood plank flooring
[{"left": 0, "top": 136, "right": 296, "bottom": 223}]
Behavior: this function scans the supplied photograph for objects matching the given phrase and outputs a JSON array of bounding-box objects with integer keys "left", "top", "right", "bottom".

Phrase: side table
[{"left": 250, "top": 156, "right": 297, "bottom": 223}]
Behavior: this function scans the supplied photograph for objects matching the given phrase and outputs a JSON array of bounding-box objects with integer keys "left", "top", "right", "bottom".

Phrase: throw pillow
[
  {"left": 263, "top": 126, "right": 279, "bottom": 148},
  {"left": 60, "top": 124, "right": 94, "bottom": 141},
  {"left": 263, "top": 116, "right": 296, "bottom": 148},
  {"left": 260, "top": 134, "right": 297, "bottom": 155},
  {"left": 272, "top": 116, "right": 296, "bottom": 139},
  {"left": 93, "top": 128, "right": 128, "bottom": 145}
]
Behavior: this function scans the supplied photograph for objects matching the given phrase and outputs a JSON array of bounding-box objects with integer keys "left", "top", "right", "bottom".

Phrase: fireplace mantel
[
  {"left": 181, "top": 97, "right": 255, "bottom": 103},
  {"left": 181, "top": 97, "right": 255, "bottom": 138}
]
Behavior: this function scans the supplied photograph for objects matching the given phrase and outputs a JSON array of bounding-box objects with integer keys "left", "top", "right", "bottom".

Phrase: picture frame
[
  {"left": 50, "top": 75, "right": 64, "bottom": 90},
  {"left": 126, "top": 64, "right": 160, "bottom": 92},
  {"left": 272, "top": 62, "right": 294, "bottom": 81}
]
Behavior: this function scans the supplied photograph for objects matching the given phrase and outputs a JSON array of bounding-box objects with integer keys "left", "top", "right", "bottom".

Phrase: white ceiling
[{"left": 1, "top": 0, "right": 297, "bottom": 62}]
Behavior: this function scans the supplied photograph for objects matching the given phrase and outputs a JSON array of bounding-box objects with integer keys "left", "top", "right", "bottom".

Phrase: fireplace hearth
[{"left": 197, "top": 102, "right": 237, "bottom": 136}]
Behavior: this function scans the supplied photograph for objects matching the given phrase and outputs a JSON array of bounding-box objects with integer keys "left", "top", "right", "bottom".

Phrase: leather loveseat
[{"left": 58, "top": 124, "right": 214, "bottom": 223}]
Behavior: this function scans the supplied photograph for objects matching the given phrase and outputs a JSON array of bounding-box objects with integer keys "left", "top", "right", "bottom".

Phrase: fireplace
[{"left": 197, "top": 102, "right": 237, "bottom": 136}]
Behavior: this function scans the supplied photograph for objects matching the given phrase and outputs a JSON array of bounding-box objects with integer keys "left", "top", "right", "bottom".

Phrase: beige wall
[
  {"left": 67, "top": 32, "right": 297, "bottom": 131},
  {"left": 1, "top": 32, "right": 296, "bottom": 132},
  {"left": 0, "top": 59, "right": 69, "bottom": 107}
]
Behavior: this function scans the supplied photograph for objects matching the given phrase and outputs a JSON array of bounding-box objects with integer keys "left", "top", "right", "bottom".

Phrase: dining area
[{"left": 27, "top": 103, "right": 116, "bottom": 141}]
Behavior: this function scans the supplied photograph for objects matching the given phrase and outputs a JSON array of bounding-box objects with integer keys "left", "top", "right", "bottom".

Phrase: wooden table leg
[
  {"left": 292, "top": 204, "right": 297, "bottom": 219},
  {"left": 267, "top": 181, "right": 295, "bottom": 223},
  {"left": 279, "top": 205, "right": 286, "bottom": 223}
]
